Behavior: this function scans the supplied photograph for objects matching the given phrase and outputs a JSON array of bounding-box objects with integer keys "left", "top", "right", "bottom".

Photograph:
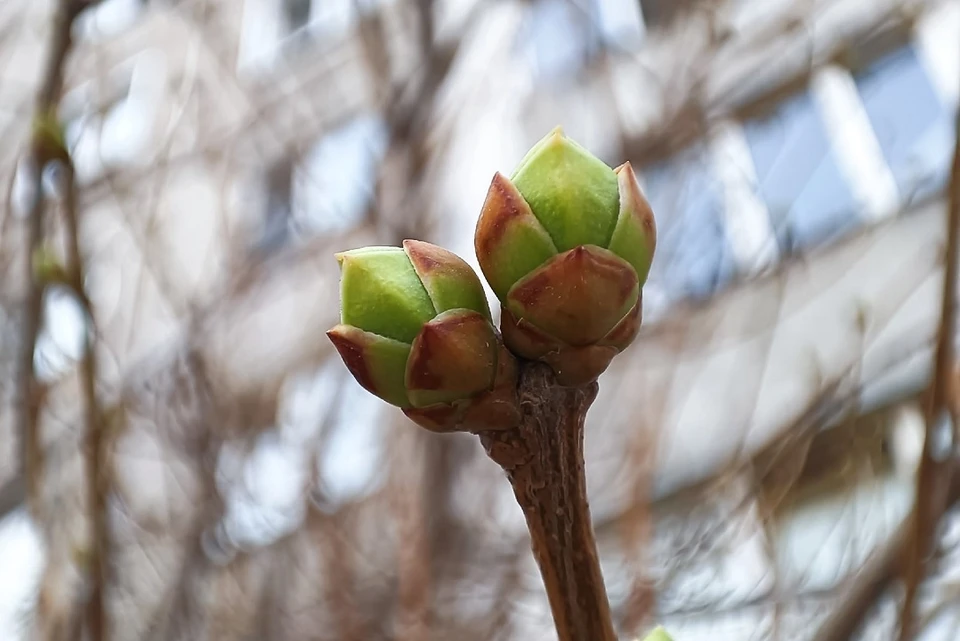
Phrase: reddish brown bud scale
[
  {"left": 476, "top": 173, "right": 533, "bottom": 252},
  {"left": 474, "top": 173, "right": 558, "bottom": 302},
  {"left": 611, "top": 162, "right": 657, "bottom": 285},
  {"left": 405, "top": 310, "right": 498, "bottom": 407},
  {"left": 507, "top": 245, "right": 638, "bottom": 348},
  {"left": 499, "top": 308, "right": 558, "bottom": 359},
  {"left": 599, "top": 296, "right": 643, "bottom": 351},
  {"left": 327, "top": 327, "right": 376, "bottom": 392},
  {"left": 403, "top": 239, "right": 491, "bottom": 317},
  {"left": 615, "top": 163, "right": 657, "bottom": 239},
  {"left": 500, "top": 309, "right": 623, "bottom": 386},
  {"left": 326, "top": 324, "right": 413, "bottom": 407},
  {"left": 402, "top": 403, "right": 459, "bottom": 434},
  {"left": 403, "top": 342, "right": 520, "bottom": 433}
]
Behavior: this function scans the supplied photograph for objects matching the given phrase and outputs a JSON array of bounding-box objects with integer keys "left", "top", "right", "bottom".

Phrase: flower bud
[
  {"left": 474, "top": 127, "right": 656, "bottom": 385},
  {"left": 327, "top": 240, "right": 519, "bottom": 432}
]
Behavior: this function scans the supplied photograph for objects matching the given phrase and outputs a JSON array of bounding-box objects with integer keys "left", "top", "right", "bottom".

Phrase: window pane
[
  {"left": 639, "top": 0, "right": 696, "bottom": 28},
  {"left": 854, "top": 45, "right": 955, "bottom": 206},
  {"left": 642, "top": 145, "right": 736, "bottom": 303},
  {"left": 77, "top": 0, "right": 145, "bottom": 41},
  {"left": 292, "top": 115, "right": 388, "bottom": 235},
  {"left": 743, "top": 91, "right": 861, "bottom": 253},
  {"left": 282, "top": 0, "right": 313, "bottom": 33},
  {"left": 521, "top": 0, "right": 597, "bottom": 81},
  {"left": 594, "top": 0, "right": 645, "bottom": 48}
]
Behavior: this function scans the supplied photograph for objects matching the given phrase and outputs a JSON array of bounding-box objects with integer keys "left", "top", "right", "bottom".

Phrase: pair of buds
[{"left": 327, "top": 128, "right": 657, "bottom": 433}]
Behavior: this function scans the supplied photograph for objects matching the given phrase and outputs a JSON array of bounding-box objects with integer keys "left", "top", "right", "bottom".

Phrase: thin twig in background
[
  {"left": 315, "top": 508, "right": 366, "bottom": 641},
  {"left": 61, "top": 157, "right": 111, "bottom": 641},
  {"left": 814, "top": 457, "right": 960, "bottom": 641},
  {"left": 0, "top": 475, "right": 26, "bottom": 522},
  {"left": 815, "top": 85, "right": 960, "bottom": 641},
  {"left": 17, "top": 0, "right": 86, "bottom": 523},
  {"left": 145, "top": 427, "right": 222, "bottom": 641},
  {"left": 18, "top": 1, "right": 107, "bottom": 639},
  {"left": 896, "top": 93, "right": 960, "bottom": 641},
  {"left": 391, "top": 432, "right": 432, "bottom": 641}
]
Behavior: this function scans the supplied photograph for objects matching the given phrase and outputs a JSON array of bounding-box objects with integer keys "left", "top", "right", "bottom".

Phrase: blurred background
[{"left": 1, "top": 0, "right": 960, "bottom": 639}]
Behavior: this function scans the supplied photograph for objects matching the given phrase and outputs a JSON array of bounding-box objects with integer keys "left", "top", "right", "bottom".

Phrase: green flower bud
[
  {"left": 474, "top": 127, "right": 656, "bottom": 385},
  {"left": 327, "top": 240, "right": 519, "bottom": 432}
]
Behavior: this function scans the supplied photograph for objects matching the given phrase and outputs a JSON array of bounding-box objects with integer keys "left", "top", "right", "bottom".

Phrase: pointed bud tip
[
  {"left": 545, "top": 125, "right": 566, "bottom": 144},
  {"left": 327, "top": 324, "right": 412, "bottom": 408},
  {"left": 608, "top": 160, "right": 656, "bottom": 284},
  {"left": 531, "top": 126, "right": 575, "bottom": 157},
  {"left": 326, "top": 325, "right": 376, "bottom": 392},
  {"left": 336, "top": 246, "right": 402, "bottom": 260},
  {"left": 511, "top": 127, "right": 620, "bottom": 252}
]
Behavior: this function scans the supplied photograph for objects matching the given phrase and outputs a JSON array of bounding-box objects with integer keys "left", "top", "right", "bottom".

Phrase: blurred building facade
[{"left": 1, "top": 0, "right": 959, "bottom": 640}]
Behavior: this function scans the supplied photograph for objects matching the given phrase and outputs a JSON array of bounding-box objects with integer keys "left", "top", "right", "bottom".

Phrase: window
[
  {"left": 289, "top": 115, "right": 387, "bottom": 237},
  {"left": 641, "top": 144, "right": 737, "bottom": 305},
  {"left": 854, "top": 45, "right": 955, "bottom": 206},
  {"left": 521, "top": 0, "right": 601, "bottom": 82},
  {"left": 254, "top": 116, "right": 386, "bottom": 253},
  {"left": 76, "top": 0, "right": 147, "bottom": 41},
  {"left": 0, "top": 511, "right": 44, "bottom": 639},
  {"left": 239, "top": 0, "right": 394, "bottom": 71},
  {"left": 594, "top": 0, "right": 646, "bottom": 49},
  {"left": 281, "top": 0, "right": 313, "bottom": 34},
  {"left": 255, "top": 157, "right": 296, "bottom": 254},
  {"left": 742, "top": 91, "right": 861, "bottom": 254},
  {"left": 62, "top": 51, "right": 167, "bottom": 184},
  {"left": 639, "top": 0, "right": 699, "bottom": 29},
  {"left": 34, "top": 288, "right": 88, "bottom": 384}
]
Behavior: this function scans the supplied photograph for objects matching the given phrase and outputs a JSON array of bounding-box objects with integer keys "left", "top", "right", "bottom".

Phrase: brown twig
[
  {"left": 17, "top": 1, "right": 109, "bottom": 638},
  {"left": 60, "top": 157, "right": 111, "bottom": 641},
  {"left": 896, "top": 102, "right": 960, "bottom": 641},
  {"left": 0, "top": 474, "right": 26, "bottom": 521},
  {"left": 17, "top": 0, "right": 86, "bottom": 523},
  {"left": 479, "top": 363, "right": 616, "bottom": 641},
  {"left": 314, "top": 507, "right": 366, "bottom": 641},
  {"left": 816, "top": 104, "right": 960, "bottom": 641},
  {"left": 815, "top": 513, "right": 911, "bottom": 641},
  {"left": 814, "top": 455, "right": 960, "bottom": 641},
  {"left": 391, "top": 430, "right": 432, "bottom": 641}
]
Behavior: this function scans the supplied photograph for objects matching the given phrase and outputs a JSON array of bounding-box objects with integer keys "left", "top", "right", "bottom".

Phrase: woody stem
[{"left": 479, "top": 362, "right": 616, "bottom": 641}]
